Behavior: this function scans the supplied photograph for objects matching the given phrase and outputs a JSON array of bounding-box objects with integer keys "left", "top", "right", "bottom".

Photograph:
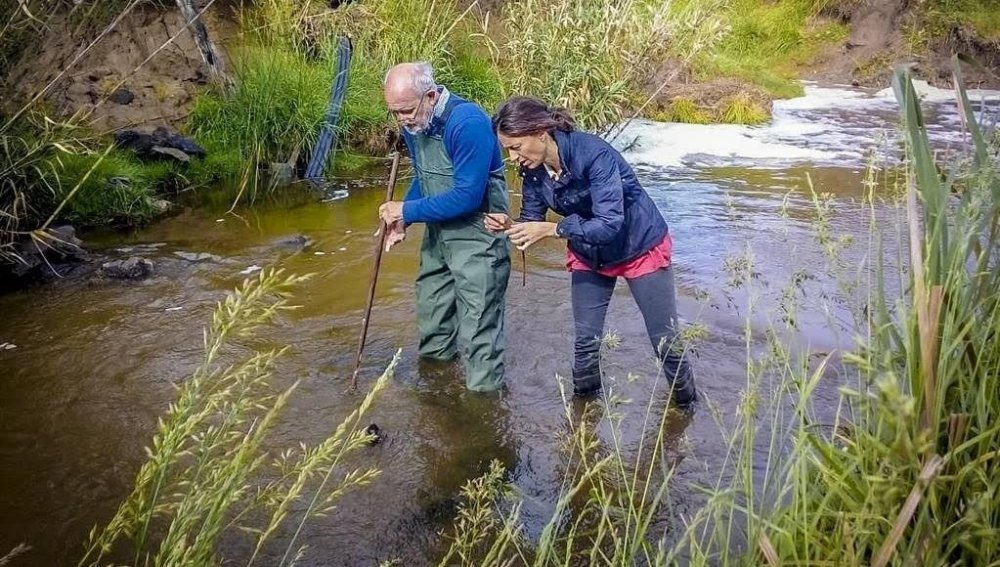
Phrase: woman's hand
[
  {"left": 484, "top": 213, "right": 512, "bottom": 233},
  {"left": 506, "top": 221, "right": 558, "bottom": 251}
]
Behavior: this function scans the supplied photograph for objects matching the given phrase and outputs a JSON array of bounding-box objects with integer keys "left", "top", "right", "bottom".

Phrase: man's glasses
[{"left": 388, "top": 89, "right": 433, "bottom": 122}]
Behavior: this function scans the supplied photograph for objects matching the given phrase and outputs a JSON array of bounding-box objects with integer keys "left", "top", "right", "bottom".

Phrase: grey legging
[{"left": 570, "top": 265, "right": 697, "bottom": 405}]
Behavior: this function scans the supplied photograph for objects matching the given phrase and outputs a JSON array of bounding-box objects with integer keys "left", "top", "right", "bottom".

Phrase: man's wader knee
[{"left": 410, "top": 105, "right": 511, "bottom": 391}]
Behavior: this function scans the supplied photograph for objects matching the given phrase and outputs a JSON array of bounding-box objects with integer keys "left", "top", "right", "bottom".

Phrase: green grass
[
  {"left": 724, "top": 65, "right": 1000, "bottom": 565},
  {"left": 42, "top": 149, "right": 171, "bottom": 225},
  {"left": 685, "top": 0, "right": 849, "bottom": 99},
  {"left": 904, "top": 0, "right": 1000, "bottom": 68},
  {"left": 926, "top": 0, "right": 1000, "bottom": 42},
  {"left": 667, "top": 97, "right": 713, "bottom": 124},
  {"left": 648, "top": 94, "right": 769, "bottom": 125},
  {"left": 184, "top": 39, "right": 416, "bottom": 183},
  {"left": 1, "top": 114, "right": 169, "bottom": 262},
  {"left": 1, "top": 115, "right": 62, "bottom": 246},
  {"left": 182, "top": 0, "right": 842, "bottom": 178},
  {"left": 330, "top": 151, "right": 384, "bottom": 176},
  {"left": 439, "top": 43, "right": 506, "bottom": 113},
  {"left": 216, "top": 0, "right": 725, "bottom": 164},
  {"left": 0, "top": 0, "right": 869, "bottom": 232},
  {"left": 635, "top": 0, "right": 849, "bottom": 126},
  {"left": 52, "top": 49, "right": 1000, "bottom": 567},
  {"left": 184, "top": 141, "right": 245, "bottom": 188},
  {"left": 188, "top": 46, "right": 330, "bottom": 177},
  {"left": 720, "top": 94, "right": 770, "bottom": 124},
  {"left": 501, "top": 0, "right": 678, "bottom": 131},
  {"left": 189, "top": 0, "right": 508, "bottom": 179}
]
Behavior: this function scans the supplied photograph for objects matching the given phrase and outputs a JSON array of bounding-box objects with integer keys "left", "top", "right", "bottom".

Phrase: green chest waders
[{"left": 410, "top": 110, "right": 512, "bottom": 391}]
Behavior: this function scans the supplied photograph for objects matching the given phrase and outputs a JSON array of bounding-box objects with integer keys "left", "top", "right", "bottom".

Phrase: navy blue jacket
[{"left": 518, "top": 130, "right": 668, "bottom": 270}]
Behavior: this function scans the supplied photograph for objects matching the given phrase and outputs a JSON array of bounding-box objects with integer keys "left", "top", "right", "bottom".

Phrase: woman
[{"left": 485, "top": 96, "right": 696, "bottom": 406}]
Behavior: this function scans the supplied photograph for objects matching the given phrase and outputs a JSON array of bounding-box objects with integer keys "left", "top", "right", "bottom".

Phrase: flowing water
[{"left": 1, "top": 81, "right": 997, "bottom": 565}]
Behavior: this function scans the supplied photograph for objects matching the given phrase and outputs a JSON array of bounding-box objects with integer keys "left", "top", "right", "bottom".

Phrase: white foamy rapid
[{"left": 608, "top": 81, "right": 1000, "bottom": 170}]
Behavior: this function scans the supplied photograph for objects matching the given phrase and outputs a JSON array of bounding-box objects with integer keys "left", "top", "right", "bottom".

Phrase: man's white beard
[{"left": 404, "top": 118, "right": 430, "bottom": 135}]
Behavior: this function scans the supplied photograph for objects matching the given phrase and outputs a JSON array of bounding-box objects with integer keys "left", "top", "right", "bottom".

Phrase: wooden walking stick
[
  {"left": 351, "top": 151, "right": 402, "bottom": 390},
  {"left": 521, "top": 250, "right": 527, "bottom": 286}
]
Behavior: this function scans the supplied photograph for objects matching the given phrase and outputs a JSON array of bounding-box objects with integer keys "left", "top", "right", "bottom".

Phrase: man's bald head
[
  {"left": 384, "top": 61, "right": 439, "bottom": 135},
  {"left": 384, "top": 62, "right": 436, "bottom": 100}
]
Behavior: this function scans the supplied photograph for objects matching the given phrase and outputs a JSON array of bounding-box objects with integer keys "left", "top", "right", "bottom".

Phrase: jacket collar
[
  {"left": 549, "top": 129, "right": 575, "bottom": 188},
  {"left": 519, "top": 130, "right": 575, "bottom": 188},
  {"left": 432, "top": 86, "right": 450, "bottom": 119},
  {"left": 424, "top": 86, "right": 452, "bottom": 137}
]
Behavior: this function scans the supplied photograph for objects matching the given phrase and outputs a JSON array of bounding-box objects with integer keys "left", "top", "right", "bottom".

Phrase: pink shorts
[{"left": 566, "top": 234, "right": 672, "bottom": 279}]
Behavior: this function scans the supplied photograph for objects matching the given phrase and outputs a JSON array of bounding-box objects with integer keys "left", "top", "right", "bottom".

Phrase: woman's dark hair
[{"left": 492, "top": 96, "right": 575, "bottom": 137}]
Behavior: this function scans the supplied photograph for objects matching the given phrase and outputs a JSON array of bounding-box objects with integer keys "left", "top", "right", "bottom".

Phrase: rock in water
[
  {"left": 8, "top": 225, "right": 85, "bottom": 277},
  {"left": 100, "top": 257, "right": 154, "bottom": 279},
  {"left": 174, "top": 251, "right": 222, "bottom": 263},
  {"left": 46, "top": 225, "right": 84, "bottom": 253},
  {"left": 0, "top": 225, "right": 98, "bottom": 289},
  {"left": 271, "top": 234, "right": 314, "bottom": 251},
  {"left": 151, "top": 199, "right": 172, "bottom": 214},
  {"left": 365, "top": 423, "right": 383, "bottom": 446}
]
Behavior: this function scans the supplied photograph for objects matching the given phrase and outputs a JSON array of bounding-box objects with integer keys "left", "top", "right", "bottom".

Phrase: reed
[{"left": 79, "top": 268, "right": 398, "bottom": 567}]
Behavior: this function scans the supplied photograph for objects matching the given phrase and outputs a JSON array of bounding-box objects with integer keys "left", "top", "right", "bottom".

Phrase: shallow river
[{"left": 1, "top": 81, "right": 997, "bottom": 565}]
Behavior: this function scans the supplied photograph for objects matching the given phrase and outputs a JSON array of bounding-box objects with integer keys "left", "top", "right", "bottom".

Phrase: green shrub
[{"left": 43, "top": 149, "right": 167, "bottom": 225}]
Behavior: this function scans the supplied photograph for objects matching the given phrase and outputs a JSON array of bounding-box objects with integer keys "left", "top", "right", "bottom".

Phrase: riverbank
[{"left": 1, "top": 0, "right": 999, "bottom": 285}]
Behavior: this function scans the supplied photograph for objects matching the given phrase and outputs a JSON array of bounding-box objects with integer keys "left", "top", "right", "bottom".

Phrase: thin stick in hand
[
  {"left": 521, "top": 250, "right": 527, "bottom": 286},
  {"left": 350, "top": 151, "right": 401, "bottom": 390}
]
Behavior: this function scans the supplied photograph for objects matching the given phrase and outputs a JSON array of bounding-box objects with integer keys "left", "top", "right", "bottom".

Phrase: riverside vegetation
[
  {"left": 8, "top": 0, "right": 996, "bottom": 260},
  {"left": 5, "top": 64, "right": 990, "bottom": 565}
]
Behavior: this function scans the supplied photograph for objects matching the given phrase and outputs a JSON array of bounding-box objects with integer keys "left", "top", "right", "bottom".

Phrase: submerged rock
[
  {"left": 271, "top": 234, "right": 314, "bottom": 251},
  {"left": 100, "top": 257, "right": 154, "bottom": 279},
  {"left": 7, "top": 225, "right": 85, "bottom": 278},
  {"left": 365, "top": 423, "right": 383, "bottom": 446},
  {"left": 1, "top": 225, "right": 89, "bottom": 289},
  {"left": 174, "top": 251, "right": 222, "bottom": 263},
  {"left": 322, "top": 189, "right": 350, "bottom": 202}
]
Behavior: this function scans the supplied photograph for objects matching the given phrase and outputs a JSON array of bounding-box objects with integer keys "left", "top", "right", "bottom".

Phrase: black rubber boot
[
  {"left": 572, "top": 367, "right": 602, "bottom": 398},
  {"left": 664, "top": 352, "right": 697, "bottom": 408}
]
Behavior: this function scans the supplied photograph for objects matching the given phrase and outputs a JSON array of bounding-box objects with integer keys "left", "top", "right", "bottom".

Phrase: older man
[{"left": 378, "top": 61, "right": 511, "bottom": 392}]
